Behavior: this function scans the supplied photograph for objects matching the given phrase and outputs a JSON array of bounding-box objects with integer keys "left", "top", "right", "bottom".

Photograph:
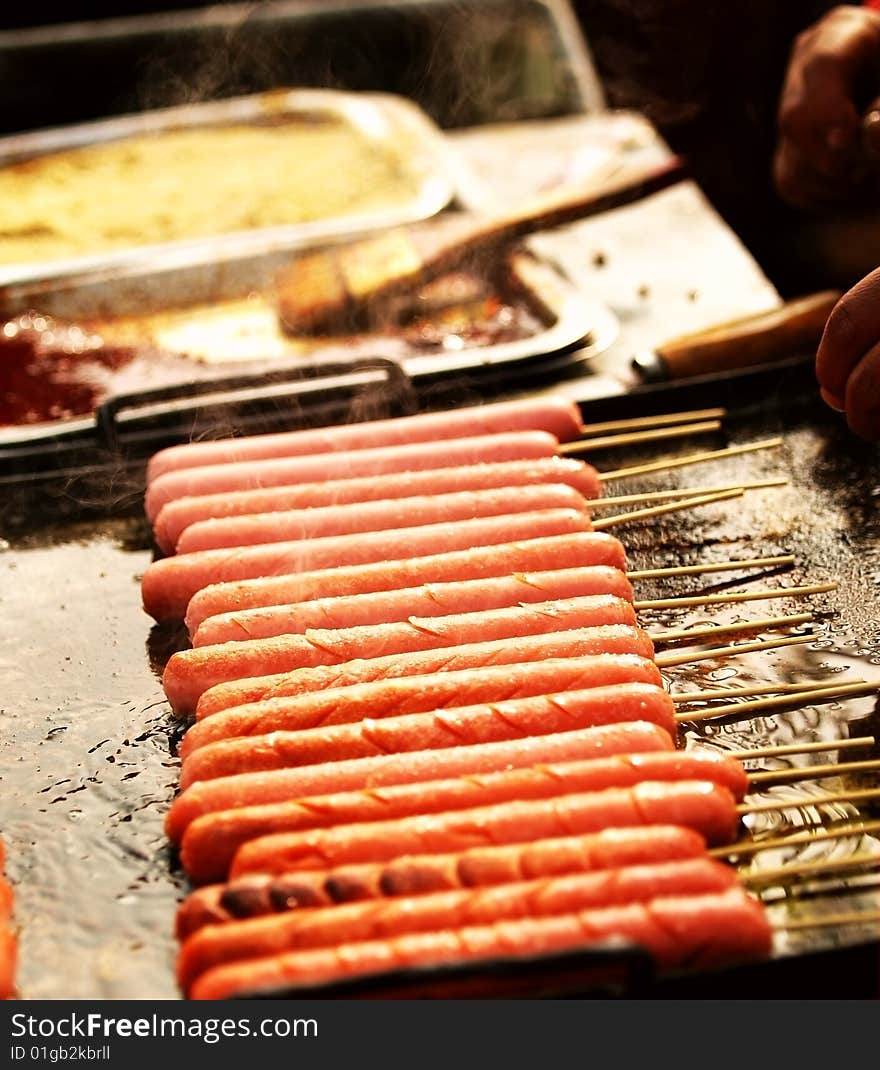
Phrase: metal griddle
[
  {"left": 2, "top": 354, "right": 879, "bottom": 1000},
  {"left": 1, "top": 0, "right": 878, "bottom": 1003}
]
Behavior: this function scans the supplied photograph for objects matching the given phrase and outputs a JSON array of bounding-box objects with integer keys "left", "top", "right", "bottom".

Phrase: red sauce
[{"left": 0, "top": 312, "right": 137, "bottom": 426}]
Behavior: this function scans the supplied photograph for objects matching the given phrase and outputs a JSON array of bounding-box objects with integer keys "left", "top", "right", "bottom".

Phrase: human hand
[
  {"left": 774, "top": 5, "right": 880, "bottom": 210},
  {"left": 815, "top": 267, "right": 880, "bottom": 439}
]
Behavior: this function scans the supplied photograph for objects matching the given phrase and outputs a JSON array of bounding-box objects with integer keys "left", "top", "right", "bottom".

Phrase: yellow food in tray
[{"left": 0, "top": 120, "right": 423, "bottom": 265}]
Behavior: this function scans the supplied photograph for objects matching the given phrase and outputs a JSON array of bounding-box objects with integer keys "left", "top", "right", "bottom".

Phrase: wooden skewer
[
  {"left": 739, "top": 786, "right": 880, "bottom": 815},
  {"left": 635, "top": 581, "right": 837, "bottom": 610},
  {"left": 653, "top": 612, "right": 813, "bottom": 645},
  {"left": 674, "top": 680, "right": 879, "bottom": 724},
  {"left": 602, "top": 437, "right": 783, "bottom": 481},
  {"left": 671, "top": 681, "right": 854, "bottom": 704},
  {"left": 592, "top": 487, "right": 744, "bottom": 530},
  {"left": 629, "top": 554, "right": 795, "bottom": 580},
  {"left": 744, "top": 852, "right": 880, "bottom": 888},
  {"left": 727, "top": 736, "right": 875, "bottom": 761},
  {"left": 559, "top": 419, "right": 722, "bottom": 455},
  {"left": 590, "top": 480, "right": 787, "bottom": 509},
  {"left": 749, "top": 758, "right": 880, "bottom": 786},
  {"left": 781, "top": 909, "right": 880, "bottom": 931},
  {"left": 578, "top": 407, "right": 727, "bottom": 437},
  {"left": 711, "top": 818, "right": 880, "bottom": 858},
  {"left": 658, "top": 632, "right": 816, "bottom": 669}
]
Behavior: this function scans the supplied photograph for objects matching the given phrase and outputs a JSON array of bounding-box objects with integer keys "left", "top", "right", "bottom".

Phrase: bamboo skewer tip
[
  {"left": 560, "top": 419, "right": 722, "bottom": 456},
  {"left": 675, "top": 679, "right": 880, "bottom": 724},
  {"left": 601, "top": 437, "right": 783, "bottom": 482},
  {"left": 578, "top": 407, "right": 727, "bottom": 437}
]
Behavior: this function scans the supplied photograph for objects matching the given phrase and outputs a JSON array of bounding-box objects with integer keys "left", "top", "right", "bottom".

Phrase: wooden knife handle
[{"left": 655, "top": 290, "right": 842, "bottom": 379}]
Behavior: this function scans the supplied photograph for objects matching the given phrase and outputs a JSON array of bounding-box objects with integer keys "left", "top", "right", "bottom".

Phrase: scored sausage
[
  {"left": 146, "top": 397, "right": 584, "bottom": 483},
  {"left": 189, "top": 594, "right": 638, "bottom": 719},
  {"left": 187, "top": 888, "right": 773, "bottom": 999},
  {"left": 143, "top": 508, "right": 593, "bottom": 622},
  {"left": 228, "top": 780, "right": 740, "bottom": 878},
  {"left": 165, "top": 722, "right": 674, "bottom": 844},
  {"left": 175, "top": 483, "right": 588, "bottom": 554},
  {"left": 175, "top": 825, "right": 708, "bottom": 936},
  {"left": 177, "top": 653, "right": 663, "bottom": 764},
  {"left": 154, "top": 456, "right": 601, "bottom": 554},
  {"left": 171, "top": 616, "right": 650, "bottom": 719},
  {"left": 193, "top": 566, "right": 635, "bottom": 653},
  {"left": 0, "top": 842, "right": 15, "bottom": 1001},
  {"left": 187, "top": 595, "right": 637, "bottom": 716},
  {"left": 178, "top": 751, "right": 747, "bottom": 883},
  {"left": 178, "top": 857, "right": 740, "bottom": 991},
  {"left": 184, "top": 532, "right": 628, "bottom": 634},
  {"left": 145, "top": 429, "right": 562, "bottom": 522},
  {"left": 179, "top": 679, "right": 674, "bottom": 789}
]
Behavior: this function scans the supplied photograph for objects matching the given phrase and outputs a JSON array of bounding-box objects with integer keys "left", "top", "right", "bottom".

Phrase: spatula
[{"left": 276, "top": 156, "right": 688, "bottom": 336}]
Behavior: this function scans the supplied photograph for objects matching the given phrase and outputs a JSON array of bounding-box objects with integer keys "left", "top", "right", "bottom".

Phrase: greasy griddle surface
[{"left": 1, "top": 390, "right": 879, "bottom": 999}]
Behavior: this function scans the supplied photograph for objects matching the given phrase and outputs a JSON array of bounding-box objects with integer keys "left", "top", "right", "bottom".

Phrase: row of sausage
[{"left": 140, "top": 397, "right": 776, "bottom": 998}]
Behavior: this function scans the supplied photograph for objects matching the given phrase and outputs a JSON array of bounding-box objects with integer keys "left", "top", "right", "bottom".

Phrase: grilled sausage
[
  {"left": 171, "top": 619, "right": 651, "bottom": 719},
  {"left": 184, "top": 532, "right": 628, "bottom": 634},
  {"left": 0, "top": 843, "right": 15, "bottom": 1001},
  {"left": 165, "top": 721, "right": 673, "bottom": 843},
  {"left": 175, "top": 824, "right": 708, "bottom": 936},
  {"left": 178, "top": 751, "right": 746, "bottom": 883},
  {"left": 154, "top": 456, "right": 601, "bottom": 553},
  {"left": 146, "top": 397, "right": 584, "bottom": 483},
  {"left": 179, "top": 680, "right": 674, "bottom": 790},
  {"left": 187, "top": 888, "right": 773, "bottom": 999},
  {"left": 145, "top": 430, "right": 562, "bottom": 522},
  {"left": 175, "top": 483, "right": 588, "bottom": 554},
  {"left": 179, "top": 857, "right": 739, "bottom": 991},
  {"left": 177, "top": 656, "right": 665, "bottom": 772},
  {"left": 143, "top": 508, "right": 593, "bottom": 621},
  {"left": 193, "top": 567, "right": 633, "bottom": 658},
  {"left": 229, "top": 781, "right": 740, "bottom": 878}
]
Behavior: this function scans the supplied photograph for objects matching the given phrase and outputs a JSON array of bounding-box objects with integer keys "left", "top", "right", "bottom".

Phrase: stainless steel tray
[
  {"left": 0, "top": 244, "right": 618, "bottom": 449},
  {"left": 0, "top": 87, "right": 457, "bottom": 288}
]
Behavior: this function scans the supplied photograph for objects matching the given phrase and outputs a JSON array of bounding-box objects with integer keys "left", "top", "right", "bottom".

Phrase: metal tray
[
  {"left": 0, "top": 87, "right": 456, "bottom": 289},
  {"left": 0, "top": 244, "right": 618, "bottom": 451}
]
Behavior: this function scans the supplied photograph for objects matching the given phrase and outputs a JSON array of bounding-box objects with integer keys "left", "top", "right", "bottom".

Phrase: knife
[{"left": 630, "top": 290, "right": 841, "bottom": 383}]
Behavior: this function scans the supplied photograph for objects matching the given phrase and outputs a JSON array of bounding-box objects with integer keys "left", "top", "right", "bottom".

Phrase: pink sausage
[
  {"left": 178, "top": 668, "right": 668, "bottom": 789},
  {"left": 178, "top": 629, "right": 659, "bottom": 749},
  {"left": 229, "top": 780, "right": 739, "bottom": 878},
  {"left": 188, "top": 888, "right": 772, "bottom": 999},
  {"left": 145, "top": 430, "right": 562, "bottom": 522},
  {"left": 178, "top": 858, "right": 739, "bottom": 989},
  {"left": 165, "top": 722, "right": 674, "bottom": 844},
  {"left": 179, "top": 753, "right": 747, "bottom": 884},
  {"left": 192, "top": 566, "right": 635, "bottom": 650},
  {"left": 146, "top": 397, "right": 584, "bottom": 483},
  {"left": 171, "top": 597, "right": 638, "bottom": 715},
  {"left": 142, "top": 508, "right": 592, "bottom": 622},
  {"left": 184, "top": 532, "right": 628, "bottom": 634},
  {"left": 153, "top": 457, "right": 601, "bottom": 554},
  {"left": 175, "top": 483, "right": 589, "bottom": 554}
]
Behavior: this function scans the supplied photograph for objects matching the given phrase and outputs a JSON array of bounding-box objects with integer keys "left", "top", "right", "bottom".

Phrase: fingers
[
  {"left": 773, "top": 140, "right": 853, "bottom": 211},
  {"left": 816, "top": 267, "right": 880, "bottom": 399},
  {"left": 775, "top": 6, "right": 880, "bottom": 208},
  {"left": 816, "top": 270, "right": 880, "bottom": 440},
  {"left": 843, "top": 343, "right": 880, "bottom": 440},
  {"left": 819, "top": 387, "right": 845, "bottom": 413}
]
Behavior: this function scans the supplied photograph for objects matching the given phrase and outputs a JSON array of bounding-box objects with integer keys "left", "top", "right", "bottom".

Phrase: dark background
[{"left": 0, "top": 1, "right": 865, "bottom": 293}]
